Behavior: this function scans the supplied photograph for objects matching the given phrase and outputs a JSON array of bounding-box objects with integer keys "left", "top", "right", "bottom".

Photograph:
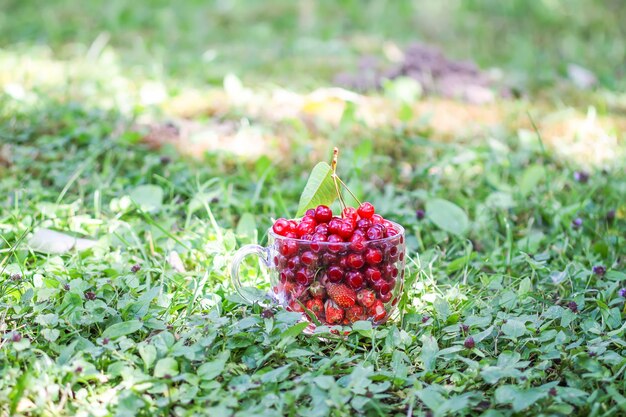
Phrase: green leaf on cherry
[{"left": 296, "top": 162, "right": 336, "bottom": 217}]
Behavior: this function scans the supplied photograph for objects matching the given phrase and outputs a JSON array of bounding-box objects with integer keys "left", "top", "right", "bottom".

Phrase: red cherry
[
  {"left": 301, "top": 251, "right": 317, "bottom": 266},
  {"left": 328, "top": 218, "right": 343, "bottom": 235},
  {"left": 280, "top": 270, "right": 294, "bottom": 283},
  {"left": 380, "top": 291, "right": 392, "bottom": 303},
  {"left": 327, "top": 265, "right": 344, "bottom": 282},
  {"left": 287, "top": 255, "right": 300, "bottom": 270},
  {"left": 365, "top": 248, "right": 383, "bottom": 265},
  {"left": 342, "top": 207, "right": 358, "bottom": 225},
  {"left": 310, "top": 233, "right": 327, "bottom": 253},
  {"left": 338, "top": 221, "right": 354, "bottom": 240},
  {"left": 357, "top": 202, "right": 375, "bottom": 219},
  {"left": 377, "top": 281, "right": 391, "bottom": 295},
  {"left": 314, "top": 205, "right": 333, "bottom": 223},
  {"left": 365, "top": 267, "right": 382, "bottom": 283},
  {"left": 279, "top": 240, "right": 298, "bottom": 256},
  {"left": 349, "top": 233, "right": 366, "bottom": 253},
  {"left": 383, "top": 264, "right": 398, "bottom": 281},
  {"left": 297, "top": 220, "right": 316, "bottom": 237},
  {"left": 295, "top": 268, "right": 313, "bottom": 285},
  {"left": 366, "top": 224, "right": 386, "bottom": 241},
  {"left": 288, "top": 220, "right": 298, "bottom": 232},
  {"left": 386, "top": 227, "right": 399, "bottom": 237},
  {"left": 285, "top": 231, "right": 297, "bottom": 239},
  {"left": 327, "top": 234, "right": 343, "bottom": 253},
  {"left": 371, "top": 214, "right": 383, "bottom": 224},
  {"left": 315, "top": 223, "right": 329, "bottom": 235},
  {"left": 356, "top": 218, "right": 372, "bottom": 230},
  {"left": 346, "top": 253, "right": 365, "bottom": 269},
  {"left": 272, "top": 218, "right": 290, "bottom": 236},
  {"left": 345, "top": 271, "right": 364, "bottom": 289},
  {"left": 321, "top": 253, "right": 338, "bottom": 266},
  {"left": 305, "top": 208, "right": 315, "bottom": 217}
]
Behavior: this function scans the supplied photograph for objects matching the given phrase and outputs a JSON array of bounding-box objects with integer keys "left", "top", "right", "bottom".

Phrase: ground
[{"left": 0, "top": 1, "right": 625, "bottom": 416}]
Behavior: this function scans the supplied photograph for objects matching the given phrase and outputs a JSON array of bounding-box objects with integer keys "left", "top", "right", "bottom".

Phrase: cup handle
[{"left": 230, "top": 244, "right": 271, "bottom": 303}]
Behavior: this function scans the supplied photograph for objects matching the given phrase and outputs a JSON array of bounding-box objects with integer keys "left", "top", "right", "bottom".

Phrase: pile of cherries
[{"left": 271, "top": 202, "right": 405, "bottom": 326}]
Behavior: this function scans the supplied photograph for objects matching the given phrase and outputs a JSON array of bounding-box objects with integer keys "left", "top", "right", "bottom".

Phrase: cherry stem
[
  {"left": 331, "top": 147, "right": 347, "bottom": 210},
  {"left": 336, "top": 176, "right": 362, "bottom": 206}
]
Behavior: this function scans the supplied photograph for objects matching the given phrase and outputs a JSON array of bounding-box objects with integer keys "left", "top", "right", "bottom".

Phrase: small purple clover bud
[
  {"left": 606, "top": 210, "right": 616, "bottom": 222},
  {"left": 421, "top": 315, "right": 430, "bottom": 323},
  {"left": 549, "top": 387, "right": 558, "bottom": 397},
  {"left": 464, "top": 336, "right": 475, "bottom": 349},
  {"left": 261, "top": 309, "right": 274, "bottom": 319},
  {"left": 571, "top": 218, "right": 583, "bottom": 229},
  {"left": 11, "top": 332, "right": 22, "bottom": 342},
  {"left": 84, "top": 291, "right": 96, "bottom": 300},
  {"left": 618, "top": 288, "right": 626, "bottom": 297},
  {"left": 567, "top": 301, "right": 578, "bottom": 313},
  {"left": 10, "top": 273, "right": 21, "bottom": 281},
  {"left": 592, "top": 265, "right": 606, "bottom": 276},
  {"left": 416, "top": 209, "right": 426, "bottom": 220},
  {"left": 573, "top": 171, "right": 589, "bottom": 183},
  {"left": 131, "top": 264, "right": 141, "bottom": 273}
]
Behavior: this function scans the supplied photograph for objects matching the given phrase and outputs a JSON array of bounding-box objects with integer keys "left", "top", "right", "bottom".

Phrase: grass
[{"left": 1, "top": 1, "right": 626, "bottom": 416}]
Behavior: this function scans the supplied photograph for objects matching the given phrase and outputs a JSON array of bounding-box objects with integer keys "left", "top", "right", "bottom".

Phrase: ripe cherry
[
  {"left": 338, "top": 221, "right": 354, "bottom": 240},
  {"left": 297, "top": 219, "right": 316, "bottom": 237},
  {"left": 305, "top": 208, "right": 315, "bottom": 217},
  {"left": 295, "top": 268, "right": 313, "bottom": 285},
  {"left": 280, "top": 270, "right": 294, "bottom": 283},
  {"left": 371, "top": 214, "right": 384, "bottom": 224},
  {"left": 287, "top": 256, "right": 300, "bottom": 270},
  {"left": 342, "top": 207, "right": 358, "bottom": 225},
  {"left": 310, "top": 233, "right": 327, "bottom": 253},
  {"left": 345, "top": 271, "right": 364, "bottom": 289},
  {"left": 314, "top": 205, "right": 333, "bottom": 223},
  {"left": 346, "top": 253, "right": 365, "bottom": 269},
  {"left": 349, "top": 233, "right": 366, "bottom": 252},
  {"left": 356, "top": 218, "right": 372, "bottom": 230},
  {"left": 272, "top": 218, "right": 290, "bottom": 236},
  {"left": 364, "top": 267, "right": 382, "bottom": 283},
  {"left": 366, "top": 224, "right": 386, "bottom": 241},
  {"left": 279, "top": 240, "right": 298, "bottom": 256},
  {"left": 327, "top": 234, "right": 343, "bottom": 253},
  {"left": 365, "top": 248, "right": 383, "bottom": 265},
  {"left": 321, "top": 252, "right": 338, "bottom": 266},
  {"left": 301, "top": 251, "right": 317, "bottom": 266},
  {"left": 379, "top": 291, "right": 392, "bottom": 303},
  {"left": 378, "top": 281, "right": 391, "bottom": 295},
  {"left": 315, "top": 223, "right": 329, "bottom": 235},
  {"left": 327, "top": 265, "right": 344, "bottom": 282},
  {"left": 357, "top": 202, "right": 375, "bottom": 219},
  {"left": 328, "top": 218, "right": 343, "bottom": 235}
]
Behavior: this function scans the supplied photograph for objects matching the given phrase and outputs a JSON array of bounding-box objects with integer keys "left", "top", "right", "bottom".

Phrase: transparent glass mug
[{"left": 231, "top": 221, "right": 406, "bottom": 327}]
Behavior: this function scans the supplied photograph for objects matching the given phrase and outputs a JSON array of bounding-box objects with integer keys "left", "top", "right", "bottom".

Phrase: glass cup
[{"left": 231, "top": 220, "right": 406, "bottom": 327}]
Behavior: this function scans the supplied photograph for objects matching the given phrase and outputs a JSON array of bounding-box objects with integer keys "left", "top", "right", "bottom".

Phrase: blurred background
[
  {"left": 1, "top": 0, "right": 625, "bottom": 167},
  {"left": 2, "top": 0, "right": 625, "bottom": 89}
]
